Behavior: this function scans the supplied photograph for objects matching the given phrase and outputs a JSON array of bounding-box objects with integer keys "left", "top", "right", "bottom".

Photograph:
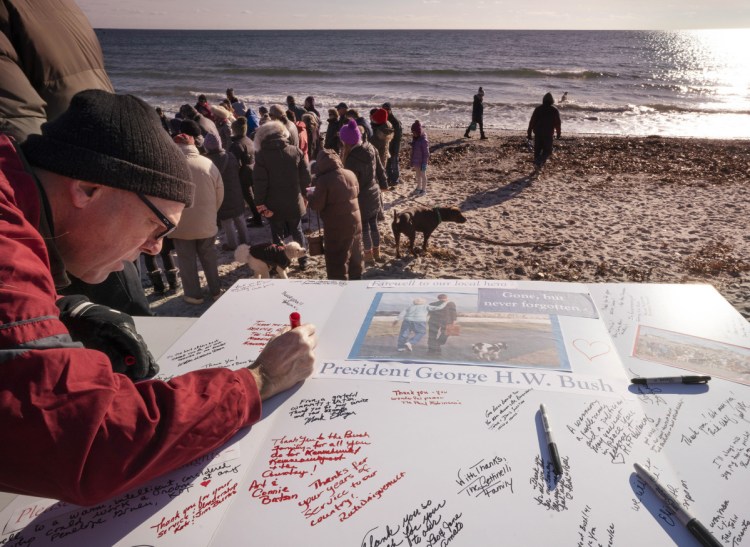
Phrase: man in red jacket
[{"left": 0, "top": 89, "right": 316, "bottom": 506}]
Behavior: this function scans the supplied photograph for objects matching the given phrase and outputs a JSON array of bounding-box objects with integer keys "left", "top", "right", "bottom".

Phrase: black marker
[
  {"left": 539, "top": 404, "right": 563, "bottom": 476},
  {"left": 633, "top": 463, "right": 721, "bottom": 547},
  {"left": 631, "top": 376, "right": 711, "bottom": 385}
]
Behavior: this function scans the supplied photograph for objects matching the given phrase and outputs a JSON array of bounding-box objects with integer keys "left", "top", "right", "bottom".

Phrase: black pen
[
  {"left": 631, "top": 376, "right": 711, "bottom": 385},
  {"left": 633, "top": 463, "right": 721, "bottom": 547},
  {"left": 539, "top": 404, "right": 563, "bottom": 476}
]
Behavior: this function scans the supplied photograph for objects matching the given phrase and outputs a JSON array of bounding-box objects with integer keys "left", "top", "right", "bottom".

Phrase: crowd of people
[
  {"left": 148, "top": 88, "right": 440, "bottom": 292},
  {"left": 146, "top": 87, "right": 562, "bottom": 298}
]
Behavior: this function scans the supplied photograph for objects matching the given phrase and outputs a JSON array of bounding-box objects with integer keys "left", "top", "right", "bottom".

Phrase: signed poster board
[{"left": 1, "top": 280, "right": 748, "bottom": 546}]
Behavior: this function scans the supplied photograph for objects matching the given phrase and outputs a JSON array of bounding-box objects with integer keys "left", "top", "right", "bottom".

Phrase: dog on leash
[
  {"left": 392, "top": 206, "right": 467, "bottom": 258},
  {"left": 234, "top": 242, "right": 307, "bottom": 279},
  {"left": 472, "top": 342, "right": 508, "bottom": 361}
]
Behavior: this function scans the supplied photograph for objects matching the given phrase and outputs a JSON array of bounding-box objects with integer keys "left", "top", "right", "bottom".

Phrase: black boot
[
  {"left": 464, "top": 131, "right": 470, "bottom": 138},
  {"left": 148, "top": 270, "right": 166, "bottom": 294},
  {"left": 165, "top": 269, "right": 180, "bottom": 292}
]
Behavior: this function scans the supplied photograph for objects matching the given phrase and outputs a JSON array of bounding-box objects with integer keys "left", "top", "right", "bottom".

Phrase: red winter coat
[{"left": 0, "top": 135, "right": 261, "bottom": 506}]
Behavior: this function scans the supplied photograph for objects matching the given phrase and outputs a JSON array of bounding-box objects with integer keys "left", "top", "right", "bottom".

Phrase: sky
[{"left": 77, "top": 0, "right": 750, "bottom": 30}]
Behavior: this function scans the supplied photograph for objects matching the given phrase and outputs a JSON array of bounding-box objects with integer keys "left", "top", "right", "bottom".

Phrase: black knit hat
[{"left": 22, "top": 90, "right": 194, "bottom": 206}]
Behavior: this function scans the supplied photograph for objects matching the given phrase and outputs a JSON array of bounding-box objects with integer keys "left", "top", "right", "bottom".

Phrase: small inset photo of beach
[
  {"left": 348, "top": 292, "right": 570, "bottom": 371},
  {"left": 633, "top": 325, "right": 750, "bottom": 385}
]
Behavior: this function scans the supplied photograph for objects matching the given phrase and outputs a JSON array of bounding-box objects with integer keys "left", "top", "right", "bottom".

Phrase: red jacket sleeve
[{"left": 0, "top": 163, "right": 261, "bottom": 506}]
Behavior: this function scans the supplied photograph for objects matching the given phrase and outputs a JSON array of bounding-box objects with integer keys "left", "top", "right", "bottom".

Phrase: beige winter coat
[{"left": 169, "top": 143, "right": 224, "bottom": 240}]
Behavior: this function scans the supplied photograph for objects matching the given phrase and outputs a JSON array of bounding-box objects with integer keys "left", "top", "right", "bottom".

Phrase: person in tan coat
[
  {"left": 307, "top": 149, "right": 363, "bottom": 280},
  {"left": 169, "top": 133, "right": 225, "bottom": 304}
]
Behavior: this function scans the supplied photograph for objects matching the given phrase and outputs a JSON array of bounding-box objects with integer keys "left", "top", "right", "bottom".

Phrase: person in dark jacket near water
[
  {"left": 464, "top": 87, "right": 487, "bottom": 139},
  {"left": 382, "top": 102, "right": 402, "bottom": 186},
  {"left": 527, "top": 92, "right": 562, "bottom": 172}
]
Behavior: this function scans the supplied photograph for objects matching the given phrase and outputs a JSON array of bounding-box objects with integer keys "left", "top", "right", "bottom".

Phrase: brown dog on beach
[{"left": 392, "top": 206, "right": 467, "bottom": 258}]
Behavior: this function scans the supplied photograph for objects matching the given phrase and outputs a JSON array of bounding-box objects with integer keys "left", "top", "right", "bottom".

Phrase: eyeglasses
[{"left": 137, "top": 193, "right": 177, "bottom": 240}]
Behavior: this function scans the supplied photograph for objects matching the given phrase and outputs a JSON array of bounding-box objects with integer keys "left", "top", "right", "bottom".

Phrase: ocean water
[{"left": 97, "top": 29, "right": 750, "bottom": 139}]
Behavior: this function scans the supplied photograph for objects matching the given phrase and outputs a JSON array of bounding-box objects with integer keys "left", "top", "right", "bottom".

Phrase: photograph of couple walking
[{"left": 349, "top": 292, "right": 570, "bottom": 370}]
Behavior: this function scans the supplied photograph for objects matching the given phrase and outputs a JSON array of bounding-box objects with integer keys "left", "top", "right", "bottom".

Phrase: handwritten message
[
  {"left": 455, "top": 456, "right": 513, "bottom": 498},
  {"left": 711, "top": 430, "right": 750, "bottom": 481},
  {"left": 244, "top": 320, "right": 287, "bottom": 348},
  {"left": 361, "top": 498, "right": 464, "bottom": 547},
  {"left": 391, "top": 389, "right": 462, "bottom": 407},
  {"left": 567, "top": 400, "right": 649, "bottom": 464},
  {"left": 710, "top": 500, "right": 750, "bottom": 547},
  {"left": 149, "top": 479, "right": 238, "bottom": 538},
  {"left": 528, "top": 455, "right": 573, "bottom": 512},
  {"left": 484, "top": 389, "right": 532, "bottom": 431},
  {"left": 576, "top": 505, "right": 615, "bottom": 547},
  {"left": 249, "top": 431, "right": 406, "bottom": 527},
  {"left": 166, "top": 339, "right": 227, "bottom": 367},
  {"left": 680, "top": 395, "right": 750, "bottom": 447},
  {"left": 289, "top": 392, "right": 369, "bottom": 424}
]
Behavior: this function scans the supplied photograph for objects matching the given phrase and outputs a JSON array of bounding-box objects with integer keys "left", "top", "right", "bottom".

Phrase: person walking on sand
[
  {"left": 527, "top": 92, "right": 562, "bottom": 173},
  {"left": 427, "top": 294, "right": 457, "bottom": 355},
  {"left": 382, "top": 102, "right": 402, "bottom": 187},
  {"left": 394, "top": 298, "right": 447, "bottom": 352},
  {"left": 410, "top": 120, "right": 430, "bottom": 195},
  {"left": 464, "top": 87, "right": 487, "bottom": 140}
]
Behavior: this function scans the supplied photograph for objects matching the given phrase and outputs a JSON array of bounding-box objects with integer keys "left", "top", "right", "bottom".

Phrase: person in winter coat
[
  {"left": 410, "top": 120, "right": 430, "bottom": 195},
  {"left": 253, "top": 121, "right": 311, "bottom": 269},
  {"left": 204, "top": 133, "right": 249, "bottom": 251},
  {"left": 269, "top": 103, "right": 300, "bottom": 148},
  {"left": 0, "top": 90, "right": 316, "bottom": 506},
  {"left": 324, "top": 107, "right": 342, "bottom": 151},
  {"left": 288, "top": 110, "right": 309, "bottom": 161},
  {"left": 369, "top": 107, "right": 394, "bottom": 168},
  {"left": 382, "top": 102, "right": 402, "bottom": 186},
  {"left": 307, "top": 149, "right": 363, "bottom": 280},
  {"left": 195, "top": 94, "right": 215, "bottom": 122},
  {"left": 346, "top": 108, "right": 373, "bottom": 141},
  {"left": 286, "top": 95, "right": 307, "bottom": 123},
  {"left": 302, "top": 112, "right": 321, "bottom": 161},
  {"left": 226, "top": 88, "right": 246, "bottom": 117},
  {"left": 229, "top": 117, "right": 263, "bottom": 227},
  {"left": 211, "top": 105, "right": 234, "bottom": 151},
  {"left": 170, "top": 133, "right": 224, "bottom": 304},
  {"left": 340, "top": 119, "right": 387, "bottom": 265},
  {"left": 304, "top": 96, "right": 321, "bottom": 121},
  {"left": 464, "top": 86, "right": 487, "bottom": 139},
  {"left": 180, "top": 104, "right": 221, "bottom": 147},
  {"left": 527, "top": 91, "right": 562, "bottom": 172}
]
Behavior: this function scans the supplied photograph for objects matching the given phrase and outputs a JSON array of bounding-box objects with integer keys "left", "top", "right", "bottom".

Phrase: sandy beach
[{"left": 146, "top": 130, "right": 750, "bottom": 320}]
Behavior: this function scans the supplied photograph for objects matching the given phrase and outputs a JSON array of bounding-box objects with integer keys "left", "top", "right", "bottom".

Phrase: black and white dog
[{"left": 472, "top": 342, "right": 508, "bottom": 361}]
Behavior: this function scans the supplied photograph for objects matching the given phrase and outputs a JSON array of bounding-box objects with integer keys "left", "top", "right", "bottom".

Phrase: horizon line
[{"left": 93, "top": 26, "right": 750, "bottom": 32}]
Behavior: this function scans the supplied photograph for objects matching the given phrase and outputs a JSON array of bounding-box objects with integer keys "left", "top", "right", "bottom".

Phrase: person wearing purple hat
[
  {"left": 410, "top": 120, "right": 430, "bottom": 195},
  {"left": 340, "top": 119, "right": 387, "bottom": 265}
]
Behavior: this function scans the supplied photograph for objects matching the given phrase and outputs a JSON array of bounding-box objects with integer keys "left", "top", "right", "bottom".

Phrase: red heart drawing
[
  {"left": 200, "top": 480, "right": 211, "bottom": 487},
  {"left": 572, "top": 339, "right": 610, "bottom": 361}
]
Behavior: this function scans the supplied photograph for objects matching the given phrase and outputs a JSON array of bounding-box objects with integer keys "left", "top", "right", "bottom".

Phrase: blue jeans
[
  {"left": 397, "top": 320, "right": 426, "bottom": 349},
  {"left": 361, "top": 214, "right": 380, "bottom": 251}
]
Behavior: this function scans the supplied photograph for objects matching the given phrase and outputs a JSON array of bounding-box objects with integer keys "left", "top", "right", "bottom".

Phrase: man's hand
[
  {"left": 249, "top": 324, "right": 317, "bottom": 400},
  {"left": 56, "top": 295, "right": 158, "bottom": 380}
]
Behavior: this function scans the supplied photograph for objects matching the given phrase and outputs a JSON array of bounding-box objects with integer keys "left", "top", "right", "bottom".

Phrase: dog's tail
[{"left": 234, "top": 244, "right": 251, "bottom": 264}]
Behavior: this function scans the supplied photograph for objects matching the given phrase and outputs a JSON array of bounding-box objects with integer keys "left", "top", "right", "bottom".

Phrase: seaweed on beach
[{"left": 684, "top": 242, "right": 750, "bottom": 277}]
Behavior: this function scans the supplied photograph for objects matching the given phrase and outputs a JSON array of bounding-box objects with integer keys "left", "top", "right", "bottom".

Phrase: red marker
[{"left": 289, "top": 312, "right": 301, "bottom": 329}]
